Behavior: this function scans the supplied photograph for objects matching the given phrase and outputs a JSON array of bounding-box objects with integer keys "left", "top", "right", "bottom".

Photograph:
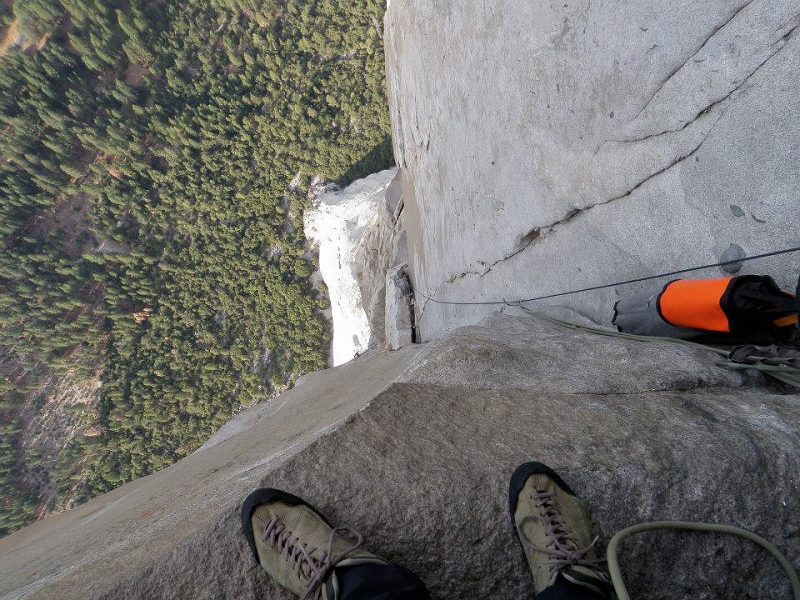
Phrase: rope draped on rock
[
  {"left": 518, "top": 307, "right": 800, "bottom": 389},
  {"left": 606, "top": 521, "right": 800, "bottom": 600},
  {"left": 417, "top": 245, "right": 800, "bottom": 307}
]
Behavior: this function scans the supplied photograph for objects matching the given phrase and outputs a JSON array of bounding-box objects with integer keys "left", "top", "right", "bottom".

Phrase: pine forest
[{"left": 0, "top": 0, "right": 393, "bottom": 536}]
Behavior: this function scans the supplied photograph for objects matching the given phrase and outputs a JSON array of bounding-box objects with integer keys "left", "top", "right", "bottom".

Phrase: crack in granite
[
  {"left": 633, "top": 0, "right": 756, "bottom": 120},
  {"left": 600, "top": 20, "right": 796, "bottom": 152},
  {"left": 413, "top": 11, "right": 798, "bottom": 319}
]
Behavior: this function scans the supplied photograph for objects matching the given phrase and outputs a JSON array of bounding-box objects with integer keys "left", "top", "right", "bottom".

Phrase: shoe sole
[{"left": 240, "top": 488, "right": 333, "bottom": 564}]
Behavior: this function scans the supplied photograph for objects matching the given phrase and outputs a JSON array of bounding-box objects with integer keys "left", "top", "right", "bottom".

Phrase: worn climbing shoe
[
  {"left": 241, "top": 489, "right": 388, "bottom": 600},
  {"left": 509, "top": 462, "right": 613, "bottom": 598}
]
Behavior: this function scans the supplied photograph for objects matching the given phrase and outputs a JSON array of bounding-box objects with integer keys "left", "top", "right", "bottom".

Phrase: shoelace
[
  {"left": 517, "top": 489, "right": 609, "bottom": 587},
  {"left": 263, "top": 516, "right": 365, "bottom": 600}
]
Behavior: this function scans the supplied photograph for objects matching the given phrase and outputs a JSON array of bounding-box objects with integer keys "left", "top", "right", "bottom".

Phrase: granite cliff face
[
  {"left": 385, "top": 0, "right": 800, "bottom": 340},
  {"left": 304, "top": 169, "right": 413, "bottom": 366},
  {"left": 2, "top": 2, "right": 800, "bottom": 599}
]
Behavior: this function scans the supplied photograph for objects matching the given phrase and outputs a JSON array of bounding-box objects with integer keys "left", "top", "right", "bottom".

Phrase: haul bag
[{"left": 613, "top": 275, "right": 798, "bottom": 343}]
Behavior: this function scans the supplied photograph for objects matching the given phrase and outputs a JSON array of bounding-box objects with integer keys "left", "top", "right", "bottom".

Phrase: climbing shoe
[
  {"left": 509, "top": 462, "right": 613, "bottom": 598},
  {"left": 241, "top": 489, "right": 388, "bottom": 600}
]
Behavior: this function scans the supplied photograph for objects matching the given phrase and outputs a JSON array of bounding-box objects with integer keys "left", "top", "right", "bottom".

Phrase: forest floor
[
  {"left": 27, "top": 31, "right": 50, "bottom": 53},
  {"left": 19, "top": 371, "right": 100, "bottom": 517},
  {"left": 124, "top": 63, "right": 148, "bottom": 87},
  {"left": 0, "top": 18, "right": 18, "bottom": 57},
  {"left": 52, "top": 195, "right": 96, "bottom": 259},
  {"left": 29, "top": 194, "right": 97, "bottom": 259}
]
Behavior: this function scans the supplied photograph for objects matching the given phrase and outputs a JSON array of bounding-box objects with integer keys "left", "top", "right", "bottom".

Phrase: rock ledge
[{"left": 1, "top": 312, "right": 797, "bottom": 600}]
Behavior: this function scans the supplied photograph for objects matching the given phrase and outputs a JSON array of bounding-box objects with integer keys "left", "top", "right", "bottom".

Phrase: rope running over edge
[{"left": 417, "top": 245, "right": 800, "bottom": 307}]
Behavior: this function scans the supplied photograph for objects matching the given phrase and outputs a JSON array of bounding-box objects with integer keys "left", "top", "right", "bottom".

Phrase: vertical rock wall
[
  {"left": 304, "top": 169, "right": 414, "bottom": 365},
  {"left": 385, "top": 0, "right": 800, "bottom": 341}
]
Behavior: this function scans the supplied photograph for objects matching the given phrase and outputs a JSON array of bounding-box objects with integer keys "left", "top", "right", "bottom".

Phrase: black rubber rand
[{"left": 240, "top": 488, "right": 332, "bottom": 564}]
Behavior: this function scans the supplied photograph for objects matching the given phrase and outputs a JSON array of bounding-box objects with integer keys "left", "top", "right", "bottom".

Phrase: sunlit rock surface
[
  {"left": 386, "top": 0, "right": 800, "bottom": 340},
  {"left": 305, "top": 167, "right": 413, "bottom": 365},
  {"left": 304, "top": 169, "right": 399, "bottom": 365},
  {"left": 1, "top": 312, "right": 797, "bottom": 600}
]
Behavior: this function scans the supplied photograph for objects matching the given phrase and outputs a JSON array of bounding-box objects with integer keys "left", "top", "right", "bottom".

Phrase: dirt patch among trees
[
  {"left": 0, "top": 18, "right": 19, "bottom": 56},
  {"left": 124, "top": 63, "right": 148, "bottom": 86}
]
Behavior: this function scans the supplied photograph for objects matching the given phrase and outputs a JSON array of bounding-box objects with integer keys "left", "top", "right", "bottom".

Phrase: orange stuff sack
[
  {"left": 658, "top": 278, "right": 734, "bottom": 332},
  {"left": 614, "top": 275, "right": 798, "bottom": 343}
]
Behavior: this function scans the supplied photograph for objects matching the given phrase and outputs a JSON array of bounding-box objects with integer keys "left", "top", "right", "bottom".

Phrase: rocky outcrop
[
  {"left": 352, "top": 171, "right": 411, "bottom": 351},
  {"left": 385, "top": 0, "right": 800, "bottom": 341},
  {"left": 303, "top": 169, "right": 394, "bottom": 364},
  {"left": 18, "top": 372, "right": 100, "bottom": 508},
  {"left": 384, "top": 263, "right": 414, "bottom": 349},
  {"left": 2, "top": 311, "right": 797, "bottom": 600},
  {"left": 304, "top": 168, "right": 414, "bottom": 365}
]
